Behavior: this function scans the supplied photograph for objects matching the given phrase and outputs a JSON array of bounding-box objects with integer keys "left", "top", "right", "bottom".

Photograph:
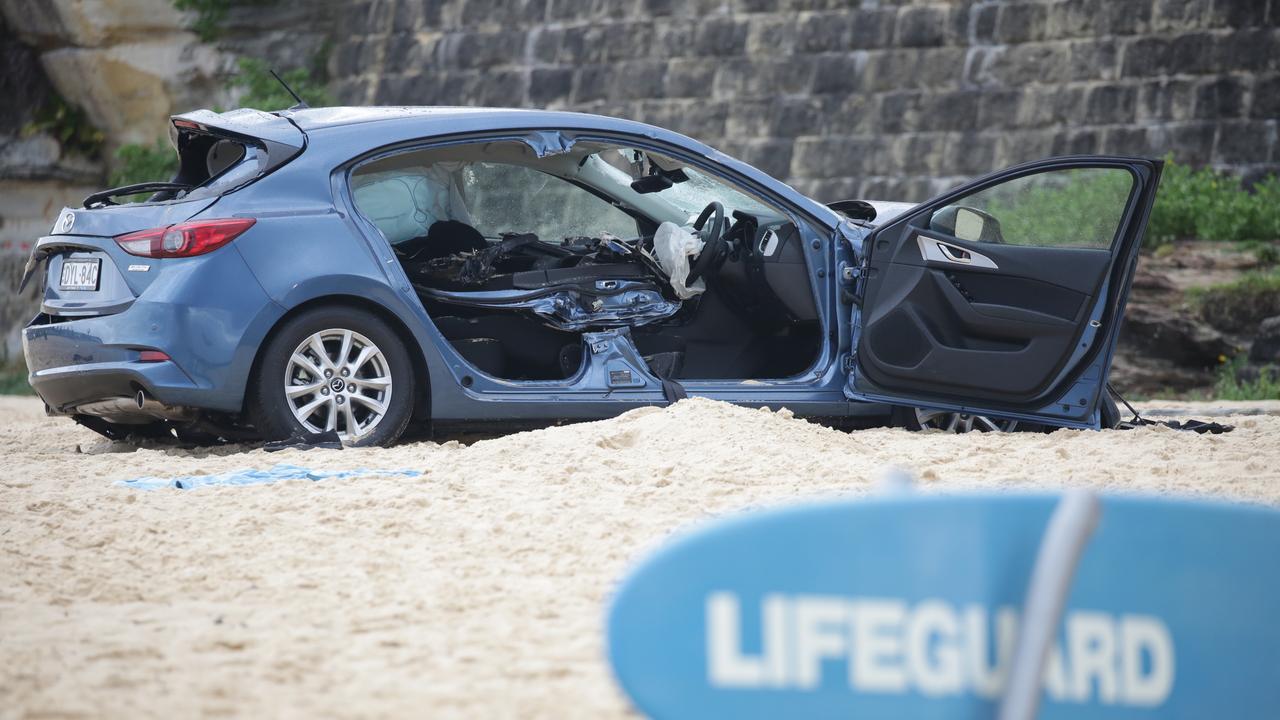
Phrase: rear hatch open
[{"left": 21, "top": 108, "right": 305, "bottom": 318}]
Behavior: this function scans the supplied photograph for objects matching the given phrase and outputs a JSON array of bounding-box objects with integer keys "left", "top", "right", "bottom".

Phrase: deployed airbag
[
  {"left": 652, "top": 221, "right": 705, "bottom": 299},
  {"left": 352, "top": 164, "right": 472, "bottom": 245}
]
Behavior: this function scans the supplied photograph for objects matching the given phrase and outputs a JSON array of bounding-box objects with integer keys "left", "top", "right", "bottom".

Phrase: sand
[{"left": 2, "top": 395, "right": 1279, "bottom": 718}]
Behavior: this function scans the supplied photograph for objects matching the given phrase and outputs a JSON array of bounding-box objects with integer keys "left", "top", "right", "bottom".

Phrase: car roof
[
  {"left": 179, "top": 105, "right": 842, "bottom": 228},
  {"left": 282, "top": 105, "right": 551, "bottom": 131}
]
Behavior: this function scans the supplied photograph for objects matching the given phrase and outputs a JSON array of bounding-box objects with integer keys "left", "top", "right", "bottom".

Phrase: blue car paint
[
  {"left": 194, "top": 110, "right": 863, "bottom": 424},
  {"left": 25, "top": 229, "right": 281, "bottom": 413},
  {"left": 22, "top": 106, "right": 1143, "bottom": 431}
]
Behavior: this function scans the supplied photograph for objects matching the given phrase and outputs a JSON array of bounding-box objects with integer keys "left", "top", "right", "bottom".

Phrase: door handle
[
  {"left": 916, "top": 235, "right": 999, "bottom": 269},
  {"left": 939, "top": 244, "right": 972, "bottom": 263}
]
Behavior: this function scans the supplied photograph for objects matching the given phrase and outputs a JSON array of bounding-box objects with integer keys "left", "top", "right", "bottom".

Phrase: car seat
[{"left": 396, "top": 220, "right": 488, "bottom": 261}]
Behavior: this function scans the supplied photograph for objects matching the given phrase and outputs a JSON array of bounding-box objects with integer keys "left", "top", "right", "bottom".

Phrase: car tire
[
  {"left": 248, "top": 306, "right": 414, "bottom": 447},
  {"left": 890, "top": 405, "right": 1021, "bottom": 433}
]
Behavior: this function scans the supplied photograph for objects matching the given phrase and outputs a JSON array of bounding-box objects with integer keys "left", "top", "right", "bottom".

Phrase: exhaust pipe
[
  {"left": 135, "top": 389, "right": 193, "bottom": 421},
  {"left": 75, "top": 392, "right": 195, "bottom": 423}
]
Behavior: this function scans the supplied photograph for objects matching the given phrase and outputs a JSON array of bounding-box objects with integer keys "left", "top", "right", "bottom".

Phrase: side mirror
[{"left": 929, "top": 205, "right": 1004, "bottom": 244}]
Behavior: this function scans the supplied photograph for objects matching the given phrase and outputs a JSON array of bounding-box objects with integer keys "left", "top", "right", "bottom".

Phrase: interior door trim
[
  {"left": 916, "top": 234, "right": 999, "bottom": 269},
  {"left": 853, "top": 155, "right": 1164, "bottom": 417}
]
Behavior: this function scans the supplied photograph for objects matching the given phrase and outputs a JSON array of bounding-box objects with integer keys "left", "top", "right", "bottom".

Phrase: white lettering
[
  {"left": 793, "top": 596, "right": 849, "bottom": 689},
  {"left": 1121, "top": 615, "right": 1175, "bottom": 706},
  {"left": 762, "top": 595, "right": 789, "bottom": 687},
  {"left": 1043, "top": 641, "right": 1069, "bottom": 701},
  {"left": 905, "top": 600, "right": 962, "bottom": 695},
  {"left": 850, "top": 599, "right": 907, "bottom": 693},
  {"left": 965, "top": 605, "right": 1018, "bottom": 699},
  {"left": 1068, "top": 612, "right": 1119, "bottom": 703},
  {"left": 702, "top": 592, "right": 1175, "bottom": 709},
  {"left": 707, "top": 592, "right": 765, "bottom": 687}
]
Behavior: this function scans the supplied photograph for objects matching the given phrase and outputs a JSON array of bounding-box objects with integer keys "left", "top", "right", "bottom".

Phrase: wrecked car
[{"left": 20, "top": 106, "right": 1160, "bottom": 445}]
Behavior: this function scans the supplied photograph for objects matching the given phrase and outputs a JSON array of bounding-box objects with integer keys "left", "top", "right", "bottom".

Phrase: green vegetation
[
  {"left": 107, "top": 140, "right": 179, "bottom": 202},
  {"left": 969, "top": 167, "right": 1134, "bottom": 248},
  {"left": 172, "top": 0, "right": 235, "bottom": 41},
  {"left": 103, "top": 57, "right": 329, "bottom": 201},
  {"left": 1213, "top": 356, "right": 1280, "bottom": 401},
  {"left": 22, "top": 96, "right": 104, "bottom": 157},
  {"left": 232, "top": 57, "right": 333, "bottom": 110},
  {"left": 1189, "top": 268, "right": 1280, "bottom": 334},
  {"left": 967, "top": 157, "right": 1279, "bottom": 253},
  {"left": 111, "top": 140, "right": 178, "bottom": 187},
  {"left": 0, "top": 361, "right": 33, "bottom": 396},
  {"left": 1149, "top": 155, "right": 1280, "bottom": 248}
]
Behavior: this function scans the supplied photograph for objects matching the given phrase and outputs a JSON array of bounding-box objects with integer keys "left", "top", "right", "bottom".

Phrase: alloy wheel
[
  {"left": 913, "top": 408, "right": 1018, "bottom": 433},
  {"left": 283, "top": 328, "right": 393, "bottom": 442}
]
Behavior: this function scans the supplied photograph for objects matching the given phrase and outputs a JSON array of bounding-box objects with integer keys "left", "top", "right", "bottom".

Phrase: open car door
[{"left": 847, "top": 156, "right": 1163, "bottom": 429}]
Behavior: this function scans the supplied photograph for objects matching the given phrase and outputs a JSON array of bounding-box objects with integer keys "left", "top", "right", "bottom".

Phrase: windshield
[
  {"left": 649, "top": 166, "right": 777, "bottom": 219},
  {"left": 586, "top": 149, "right": 782, "bottom": 224}
]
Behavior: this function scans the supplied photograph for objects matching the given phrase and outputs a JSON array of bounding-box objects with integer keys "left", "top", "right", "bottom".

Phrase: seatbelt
[
  {"left": 659, "top": 376, "right": 687, "bottom": 403},
  {"left": 644, "top": 351, "right": 687, "bottom": 404}
]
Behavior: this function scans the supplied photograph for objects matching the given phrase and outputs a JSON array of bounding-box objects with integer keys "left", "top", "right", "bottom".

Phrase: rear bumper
[
  {"left": 23, "top": 300, "right": 279, "bottom": 418},
  {"left": 23, "top": 242, "right": 283, "bottom": 417},
  {"left": 25, "top": 351, "right": 203, "bottom": 416},
  {"left": 22, "top": 308, "right": 229, "bottom": 415}
]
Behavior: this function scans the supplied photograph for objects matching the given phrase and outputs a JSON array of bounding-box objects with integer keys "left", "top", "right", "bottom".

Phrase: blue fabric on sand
[{"left": 117, "top": 463, "right": 421, "bottom": 490}]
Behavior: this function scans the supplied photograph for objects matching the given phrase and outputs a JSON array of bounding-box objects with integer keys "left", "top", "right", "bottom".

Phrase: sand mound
[{"left": 2, "top": 396, "right": 1279, "bottom": 717}]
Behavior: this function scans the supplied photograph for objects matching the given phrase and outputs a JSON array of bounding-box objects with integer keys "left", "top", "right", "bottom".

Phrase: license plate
[{"left": 59, "top": 259, "right": 101, "bottom": 290}]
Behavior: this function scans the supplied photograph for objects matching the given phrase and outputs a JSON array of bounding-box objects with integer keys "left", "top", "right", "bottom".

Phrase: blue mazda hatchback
[{"left": 21, "top": 106, "right": 1159, "bottom": 445}]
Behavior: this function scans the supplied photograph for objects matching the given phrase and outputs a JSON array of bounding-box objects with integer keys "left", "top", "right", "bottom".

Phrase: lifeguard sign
[{"left": 607, "top": 489, "right": 1280, "bottom": 719}]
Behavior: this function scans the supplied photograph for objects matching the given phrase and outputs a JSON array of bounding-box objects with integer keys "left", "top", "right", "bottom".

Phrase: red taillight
[
  {"left": 138, "top": 350, "right": 170, "bottom": 362},
  {"left": 114, "top": 218, "right": 256, "bottom": 258}
]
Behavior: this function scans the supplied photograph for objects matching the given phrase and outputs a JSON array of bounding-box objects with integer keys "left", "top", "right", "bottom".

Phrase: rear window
[
  {"left": 183, "top": 141, "right": 262, "bottom": 200},
  {"left": 110, "top": 134, "right": 265, "bottom": 204}
]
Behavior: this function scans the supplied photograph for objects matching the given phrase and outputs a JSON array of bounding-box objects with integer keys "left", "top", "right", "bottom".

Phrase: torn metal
[{"left": 421, "top": 281, "right": 679, "bottom": 332}]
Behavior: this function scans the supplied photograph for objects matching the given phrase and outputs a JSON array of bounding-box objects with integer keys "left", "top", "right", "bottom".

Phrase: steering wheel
[{"left": 686, "top": 201, "right": 726, "bottom": 285}]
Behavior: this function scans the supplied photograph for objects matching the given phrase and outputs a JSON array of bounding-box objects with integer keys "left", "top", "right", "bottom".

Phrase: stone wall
[
  {"left": 330, "top": 0, "right": 1279, "bottom": 203},
  {"left": 1, "top": 0, "right": 1276, "bottom": 373}
]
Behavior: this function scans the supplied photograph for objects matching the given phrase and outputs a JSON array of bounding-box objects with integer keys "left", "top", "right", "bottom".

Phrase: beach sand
[{"left": 2, "top": 395, "right": 1278, "bottom": 718}]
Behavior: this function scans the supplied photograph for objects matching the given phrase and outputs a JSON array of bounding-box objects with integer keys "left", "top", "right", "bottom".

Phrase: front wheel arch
[{"left": 243, "top": 295, "right": 431, "bottom": 427}]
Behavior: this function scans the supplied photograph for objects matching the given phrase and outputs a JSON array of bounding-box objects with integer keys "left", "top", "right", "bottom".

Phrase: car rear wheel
[
  {"left": 892, "top": 405, "right": 1019, "bottom": 433},
  {"left": 249, "top": 306, "right": 413, "bottom": 447}
]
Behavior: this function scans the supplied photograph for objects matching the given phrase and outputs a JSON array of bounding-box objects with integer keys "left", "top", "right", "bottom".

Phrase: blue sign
[{"left": 607, "top": 493, "right": 1280, "bottom": 719}]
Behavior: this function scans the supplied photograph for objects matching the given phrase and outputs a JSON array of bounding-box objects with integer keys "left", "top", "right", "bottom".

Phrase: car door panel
[
  {"left": 850, "top": 156, "right": 1162, "bottom": 420},
  {"left": 882, "top": 228, "right": 1115, "bottom": 294}
]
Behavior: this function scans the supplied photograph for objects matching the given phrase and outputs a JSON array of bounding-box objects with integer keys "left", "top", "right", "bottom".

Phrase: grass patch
[
  {"left": 945, "top": 157, "right": 1280, "bottom": 252},
  {"left": 0, "top": 361, "right": 33, "bottom": 396},
  {"left": 1149, "top": 155, "right": 1280, "bottom": 247},
  {"left": 1214, "top": 357, "right": 1280, "bottom": 401},
  {"left": 1188, "top": 269, "right": 1280, "bottom": 334},
  {"left": 980, "top": 167, "right": 1133, "bottom": 248}
]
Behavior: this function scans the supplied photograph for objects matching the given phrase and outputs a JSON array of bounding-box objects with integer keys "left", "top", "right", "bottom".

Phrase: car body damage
[
  {"left": 406, "top": 232, "right": 681, "bottom": 332},
  {"left": 20, "top": 105, "right": 1161, "bottom": 446},
  {"left": 424, "top": 282, "right": 680, "bottom": 333}
]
